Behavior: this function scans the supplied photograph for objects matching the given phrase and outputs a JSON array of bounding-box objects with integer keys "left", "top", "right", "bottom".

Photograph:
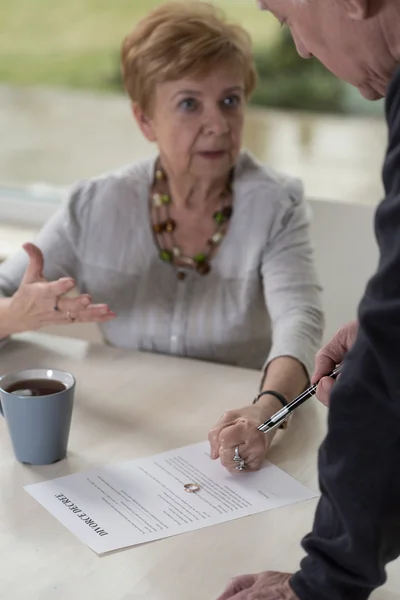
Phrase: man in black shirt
[{"left": 217, "top": 1, "right": 400, "bottom": 599}]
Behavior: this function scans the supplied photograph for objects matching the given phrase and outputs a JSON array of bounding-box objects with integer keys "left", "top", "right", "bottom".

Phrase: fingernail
[
  {"left": 80, "top": 297, "right": 90, "bottom": 306},
  {"left": 321, "top": 378, "right": 329, "bottom": 390},
  {"left": 100, "top": 307, "right": 108, "bottom": 314}
]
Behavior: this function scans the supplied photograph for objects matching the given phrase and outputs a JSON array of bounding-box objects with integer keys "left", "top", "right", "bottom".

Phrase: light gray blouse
[{"left": 0, "top": 151, "right": 323, "bottom": 375}]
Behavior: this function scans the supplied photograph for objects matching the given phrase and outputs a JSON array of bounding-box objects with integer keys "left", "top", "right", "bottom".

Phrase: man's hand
[
  {"left": 312, "top": 320, "right": 359, "bottom": 406},
  {"left": 216, "top": 571, "right": 298, "bottom": 600}
]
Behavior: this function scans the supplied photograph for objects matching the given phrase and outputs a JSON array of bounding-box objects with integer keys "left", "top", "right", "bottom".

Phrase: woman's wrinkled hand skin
[
  {"left": 208, "top": 404, "right": 274, "bottom": 473},
  {"left": 8, "top": 243, "right": 116, "bottom": 332}
]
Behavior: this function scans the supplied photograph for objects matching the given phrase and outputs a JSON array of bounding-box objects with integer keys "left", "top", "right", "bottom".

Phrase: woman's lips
[{"left": 197, "top": 150, "right": 227, "bottom": 159}]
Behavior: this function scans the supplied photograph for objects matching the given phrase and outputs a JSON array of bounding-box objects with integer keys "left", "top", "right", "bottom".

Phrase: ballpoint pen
[{"left": 257, "top": 364, "right": 343, "bottom": 434}]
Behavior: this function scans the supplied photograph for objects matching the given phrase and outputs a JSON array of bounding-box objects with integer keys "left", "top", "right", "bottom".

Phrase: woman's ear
[
  {"left": 132, "top": 103, "right": 157, "bottom": 142},
  {"left": 342, "top": 0, "right": 370, "bottom": 20}
]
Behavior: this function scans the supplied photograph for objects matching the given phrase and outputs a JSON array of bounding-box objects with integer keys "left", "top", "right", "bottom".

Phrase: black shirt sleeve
[{"left": 290, "top": 67, "right": 400, "bottom": 600}]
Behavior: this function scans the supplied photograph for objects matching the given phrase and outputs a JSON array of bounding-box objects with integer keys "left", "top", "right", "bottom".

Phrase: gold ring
[
  {"left": 67, "top": 311, "right": 76, "bottom": 322},
  {"left": 184, "top": 483, "right": 200, "bottom": 493}
]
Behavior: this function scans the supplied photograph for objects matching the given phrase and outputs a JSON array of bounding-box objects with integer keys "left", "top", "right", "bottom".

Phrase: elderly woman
[{"left": 0, "top": 2, "right": 323, "bottom": 473}]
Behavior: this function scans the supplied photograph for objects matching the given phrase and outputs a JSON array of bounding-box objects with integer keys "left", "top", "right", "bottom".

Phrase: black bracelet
[
  {"left": 253, "top": 390, "right": 288, "bottom": 429},
  {"left": 253, "top": 389, "right": 288, "bottom": 407}
]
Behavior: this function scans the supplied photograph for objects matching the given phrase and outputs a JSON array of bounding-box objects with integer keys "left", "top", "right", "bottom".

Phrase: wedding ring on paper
[{"left": 184, "top": 483, "right": 200, "bottom": 493}]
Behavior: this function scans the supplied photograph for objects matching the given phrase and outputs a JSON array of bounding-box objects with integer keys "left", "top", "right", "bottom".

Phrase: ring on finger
[
  {"left": 67, "top": 311, "right": 77, "bottom": 323},
  {"left": 53, "top": 297, "right": 61, "bottom": 312},
  {"left": 235, "top": 459, "right": 246, "bottom": 471},
  {"left": 232, "top": 446, "right": 247, "bottom": 471},
  {"left": 233, "top": 445, "right": 243, "bottom": 463}
]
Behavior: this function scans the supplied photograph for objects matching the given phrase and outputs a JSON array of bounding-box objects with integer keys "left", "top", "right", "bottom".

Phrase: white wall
[{"left": 309, "top": 199, "right": 379, "bottom": 344}]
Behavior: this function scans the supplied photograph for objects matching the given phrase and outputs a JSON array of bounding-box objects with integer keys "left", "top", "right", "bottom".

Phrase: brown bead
[
  {"left": 153, "top": 222, "right": 165, "bottom": 234},
  {"left": 177, "top": 271, "right": 186, "bottom": 281},
  {"left": 196, "top": 260, "right": 211, "bottom": 275},
  {"left": 165, "top": 219, "right": 176, "bottom": 233},
  {"left": 221, "top": 206, "right": 233, "bottom": 219}
]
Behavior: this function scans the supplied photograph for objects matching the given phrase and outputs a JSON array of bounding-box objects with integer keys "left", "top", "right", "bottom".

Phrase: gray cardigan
[{"left": 0, "top": 151, "right": 324, "bottom": 374}]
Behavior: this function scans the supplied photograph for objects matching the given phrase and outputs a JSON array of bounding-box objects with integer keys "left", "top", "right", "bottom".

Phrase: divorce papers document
[{"left": 25, "top": 441, "right": 317, "bottom": 554}]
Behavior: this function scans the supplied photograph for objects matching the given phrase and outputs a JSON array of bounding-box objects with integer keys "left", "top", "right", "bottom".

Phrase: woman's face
[{"left": 134, "top": 63, "right": 246, "bottom": 180}]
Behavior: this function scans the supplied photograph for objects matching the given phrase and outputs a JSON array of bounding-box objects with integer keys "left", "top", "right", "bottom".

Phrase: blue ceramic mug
[{"left": 0, "top": 367, "right": 75, "bottom": 465}]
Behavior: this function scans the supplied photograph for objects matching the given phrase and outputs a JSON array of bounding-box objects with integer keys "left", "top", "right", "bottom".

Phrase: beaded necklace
[{"left": 150, "top": 160, "right": 234, "bottom": 279}]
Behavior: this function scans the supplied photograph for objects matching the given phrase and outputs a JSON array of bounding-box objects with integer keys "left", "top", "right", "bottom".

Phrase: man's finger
[
  {"left": 312, "top": 336, "right": 347, "bottom": 383},
  {"left": 216, "top": 574, "right": 257, "bottom": 600},
  {"left": 21, "top": 243, "right": 45, "bottom": 283},
  {"left": 315, "top": 376, "right": 336, "bottom": 407},
  {"left": 312, "top": 321, "right": 359, "bottom": 384},
  {"left": 312, "top": 352, "right": 337, "bottom": 384}
]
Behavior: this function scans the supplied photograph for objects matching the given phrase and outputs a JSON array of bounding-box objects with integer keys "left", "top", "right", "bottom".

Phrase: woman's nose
[{"left": 203, "top": 107, "right": 230, "bottom": 135}]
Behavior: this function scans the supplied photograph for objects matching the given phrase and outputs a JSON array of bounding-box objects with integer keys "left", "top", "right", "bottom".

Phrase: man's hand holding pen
[{"left": 313, "top": 320, "right": 358, "bottom": 407}]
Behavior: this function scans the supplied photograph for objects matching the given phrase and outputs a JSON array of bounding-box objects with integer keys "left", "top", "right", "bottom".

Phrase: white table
[{"left": 0, "top": 333, "right": 398, "bottom": 600}]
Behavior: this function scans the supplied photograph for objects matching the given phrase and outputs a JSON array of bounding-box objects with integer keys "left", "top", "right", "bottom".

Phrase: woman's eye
[
  {"left": 179, "top": 98, "right": 198, "bottom": 112},
  {"left": 221, "top": 95, "right": 241, "bottom": 108}
]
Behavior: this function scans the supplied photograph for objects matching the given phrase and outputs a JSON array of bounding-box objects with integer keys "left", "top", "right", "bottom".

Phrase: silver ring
[
  {"left": 67, "top": 311, "right": 76, "bottom": 323},
  {"left": 233, "top": 445, "right": 242, "bottom": 462},
  {"left": 233, "top": 446, "right": 246, "bottom": 470},
  {"left": 235, "top": 459, "right": 246, "bottom": 471}
]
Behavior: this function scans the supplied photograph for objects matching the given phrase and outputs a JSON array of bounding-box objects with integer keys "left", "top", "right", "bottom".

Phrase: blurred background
[{"left": 0, "top": 0, "right": 387, "bottom": 258}]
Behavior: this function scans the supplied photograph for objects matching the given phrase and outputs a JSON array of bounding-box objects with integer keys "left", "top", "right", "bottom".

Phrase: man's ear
[
  {"left": 342, "top": 0, "right": 370, "bottom": 20},
  {"left": 132, "top": 103, "right": 157, "bottom": 143}
]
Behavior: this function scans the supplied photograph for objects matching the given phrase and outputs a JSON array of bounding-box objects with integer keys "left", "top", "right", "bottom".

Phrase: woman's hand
[
  {"left": 6, "top": 243, "right": 116, "bottom": 334},
  {"left": 208, "top": 399, "right": 281, "bottom": 473}
]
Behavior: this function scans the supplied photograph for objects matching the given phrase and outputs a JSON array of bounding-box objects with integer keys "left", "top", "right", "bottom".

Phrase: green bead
[
  {"left": 159, "top": 249, "right": 173, "bottom": 262},
  {"left": 161, "top": 194, "right": 171, "bottom": 205},
  {"left": 193, "top": 253, "right": 207, "bottom": 264},
  {"left": 213, "top": 211, "right": 225, "bottom": 225}
]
